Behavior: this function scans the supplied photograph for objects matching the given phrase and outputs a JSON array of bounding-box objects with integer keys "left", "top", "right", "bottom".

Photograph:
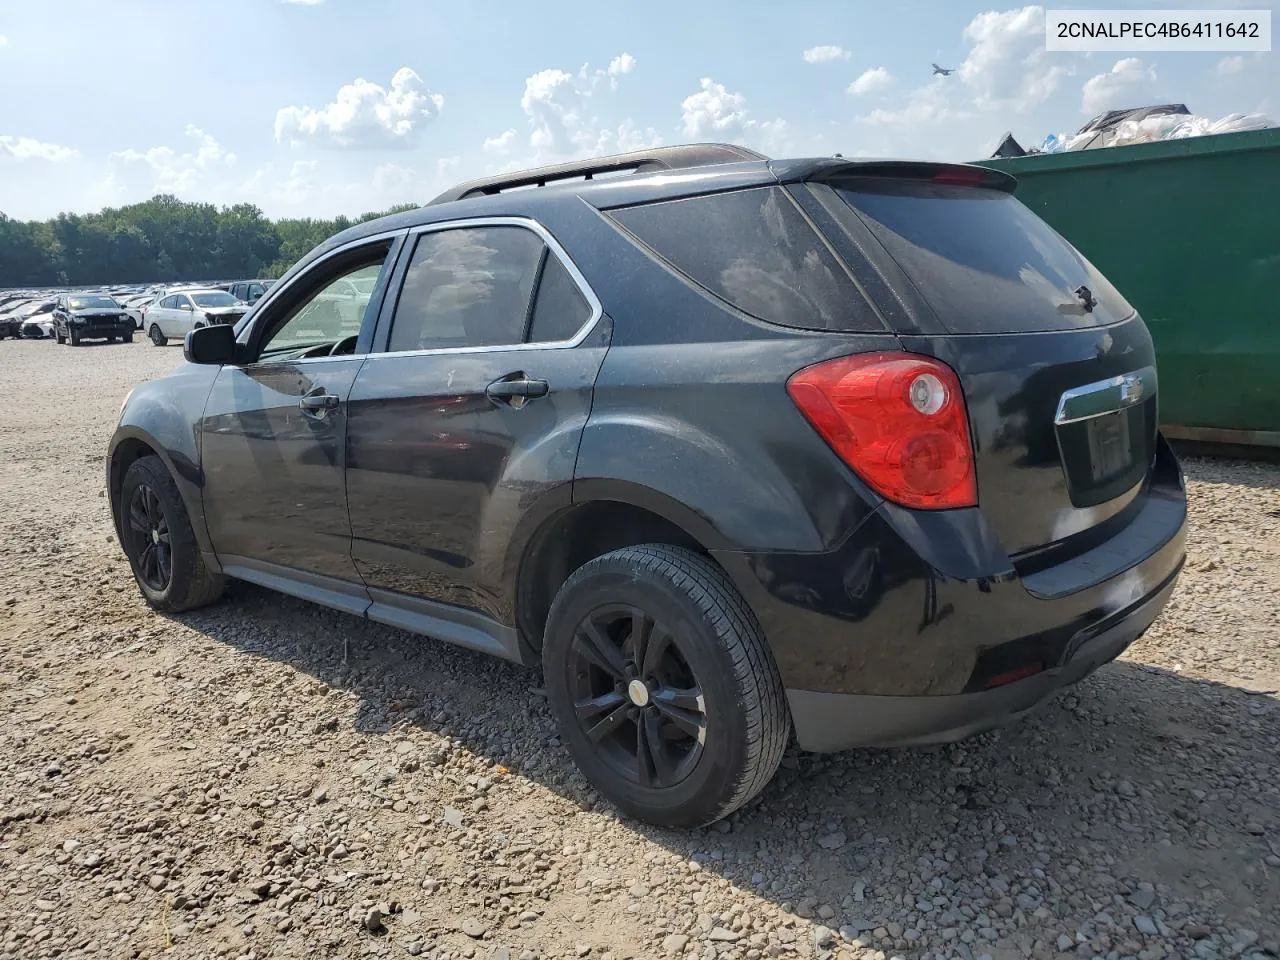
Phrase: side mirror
[
  {"left": 184, "top": 324, "right": 238, "bottom": 365},
  {"left": 180, "top": 303, "right": 193, "bottom": 312}
]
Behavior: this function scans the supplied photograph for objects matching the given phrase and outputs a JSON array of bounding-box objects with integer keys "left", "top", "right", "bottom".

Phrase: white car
[
  {"left": 121, "top": 295, "right": 155, "bottom": 330},
  {"left": 146, "top": 289, "right": 248, "bottom": 346},
  {"left": 15, "top": 300, "right": 58, "bottom": 338}
]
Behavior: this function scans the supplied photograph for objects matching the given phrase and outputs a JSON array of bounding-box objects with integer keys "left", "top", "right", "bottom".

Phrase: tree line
[{"left": 0, "top": 195, "right": 418, "bottom": 289}]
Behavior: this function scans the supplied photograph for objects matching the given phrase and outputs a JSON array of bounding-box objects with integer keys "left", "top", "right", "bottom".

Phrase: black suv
[
  {"left": 107, "top": 144, "right": 1187, "bottom": 827},
  {"left": 53, "top": 293, "right": 134, "bottom": 344}
]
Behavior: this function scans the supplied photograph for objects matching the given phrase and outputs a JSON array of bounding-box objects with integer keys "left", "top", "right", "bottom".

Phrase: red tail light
[
  {"left": 786, "top": 352, "right": 977, "bottom": 510},
  {"left": 933, "top": 166, "right": 985, "bottom": 186}
]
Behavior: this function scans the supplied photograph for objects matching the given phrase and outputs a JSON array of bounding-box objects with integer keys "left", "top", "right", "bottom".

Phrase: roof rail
[{"left": 426, "top": 143, "right": 768, "bottom": 206}]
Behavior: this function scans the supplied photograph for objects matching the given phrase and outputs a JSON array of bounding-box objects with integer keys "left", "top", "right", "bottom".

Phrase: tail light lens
[{"left": 786, "top": 352, "right": 977, "bottom": 510}]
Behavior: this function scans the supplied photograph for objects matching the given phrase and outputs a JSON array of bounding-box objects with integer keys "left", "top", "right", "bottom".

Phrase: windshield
[
  {"left": 191, "top": 291, "right": 239, "bottom": 307},
  {"left": 69, "top": 296, "right": 119, "bottom": 310}
]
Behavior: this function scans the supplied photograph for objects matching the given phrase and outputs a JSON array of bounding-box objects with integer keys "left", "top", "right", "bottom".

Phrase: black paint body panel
[{"left": 105, "top": 152, "right": 1189, "bottom": 754}]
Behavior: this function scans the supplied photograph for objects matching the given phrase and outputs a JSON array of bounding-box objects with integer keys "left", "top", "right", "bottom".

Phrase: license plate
[{"left": 1086, "top": 410, "right": 1132, "bottom": 482}]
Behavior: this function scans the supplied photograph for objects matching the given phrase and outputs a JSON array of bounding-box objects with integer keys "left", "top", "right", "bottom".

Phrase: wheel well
[
  {"left": 108, "top": 439, "right": 159, "bottom": 532},
  {"left": 517, "top": 501, "right": 709, "bottom": 651}
]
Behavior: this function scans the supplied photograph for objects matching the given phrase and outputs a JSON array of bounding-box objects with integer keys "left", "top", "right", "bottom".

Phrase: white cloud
[
  {"left": 522, "top": 68, "right": 584, "bottom": 153},
  {"left": 584, "top": 119, "right": 664, "bottom": 156},
  {"left": 0, "top": 34, "right": 9, "bottom": 47},
  {"left": 958, "top": 5, "right": 1072, "bottom": 112},
  {"left": 0, "top": 136, "right": 78, "bottom": 162},
  {"left": 859, "top": 79, "right": 967, "bottom": 127},
  {"left": 803, "top": 45, "right": 850, "bottom": 64},
  {"left": 679, "top": 78, "right": 788, "bottom": 155},
  {"left": 282, "top": 0, "right": 324, "bottom": 5},
  {"left": 1081, "top": 57, "right": 1156, "bottom": 115},
  {"left": 274, "top": 68, "right": 443, "bottom": 149},
  {"left": 680, "top": 78, "right": 749, "bottom": 139},
  {"left": 1216, "top": 55, "right": 1244, "bottom": 76},
  {"left": 483, "top": 129, "right": 518, "bottom": 154},
  {"left": 848, "top": 67, "right": 893, "bottom": 96},
  {"left": 607, "top": 53, "right": 636, "bottom": 78},
  {"left": 515, "top": 54, "right": 651, "bottom": 158},
  {"left": 108, "top": 125, "right": 235, "bottom": 194}
]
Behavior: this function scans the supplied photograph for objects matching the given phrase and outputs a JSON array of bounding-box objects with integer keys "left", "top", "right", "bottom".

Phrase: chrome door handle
[{"left": 299, "top": 390, "right": 340, "bottom": 417}]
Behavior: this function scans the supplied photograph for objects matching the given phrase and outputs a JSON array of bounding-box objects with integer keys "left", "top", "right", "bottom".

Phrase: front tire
[
  {"left": 55, "top": 328, "right": 66, "bottom": 344},
  {"left": 543, "top": 544, "right": 788, "bottom": 828},
  {"left": 68, "top": 328, "right": 80, "bottom": 346},
  {"left": 149, "top": 324, "right": 167, "bottom": 347},
  {"left": 119, "top": 456, "right": 224, "bottom": 612},
  {"left": 123, "top": 331, "right": 134, "bottom": 344}
]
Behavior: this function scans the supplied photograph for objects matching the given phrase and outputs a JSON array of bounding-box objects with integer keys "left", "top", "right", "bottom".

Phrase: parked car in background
[
  {"left": 121, "top": 295, "right": 155, "bottom": 330},
  {"left": 106, "top": 143, "right": 1188, "bottom": 828},
  {"left": 52, "top": 293, "right": 134, "bottom": 345},
  {"left": 0, "top": 299, "right": 33, "bottom": 338},
  {"left": 18, "top": 300, "right": 58, "bottom": 338},
  {"left": 226, "top": 279, "right": 276, "bottom": 305},
  {"left": 145, "top": 288, "right": 248, "bottom": 346}
]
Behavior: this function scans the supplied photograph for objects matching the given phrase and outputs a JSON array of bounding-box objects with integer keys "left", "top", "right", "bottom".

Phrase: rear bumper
[
  {"left": 713, "top": 434, "right": 1187, "bottom": 750},
  {"left": 786, "top": 565, "right": 1178, "bottom": 751}
]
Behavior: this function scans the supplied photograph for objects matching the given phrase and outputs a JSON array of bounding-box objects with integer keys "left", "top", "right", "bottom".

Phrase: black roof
[{"left": 289, "top": 144, "right": 1013, "bottom": 291}]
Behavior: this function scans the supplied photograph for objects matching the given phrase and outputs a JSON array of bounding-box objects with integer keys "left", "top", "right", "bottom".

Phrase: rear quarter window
[
  {"left": 608, "top": 186, "right": 880, "bottom": 332},
  {"left": 836, "top": 182, "right": 1134, "bottom": 334}
]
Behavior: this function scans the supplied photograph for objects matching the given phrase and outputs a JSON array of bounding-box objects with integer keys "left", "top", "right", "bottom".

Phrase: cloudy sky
[{"left": 0, "top": 0, "right": 1274, "bottom": 220}]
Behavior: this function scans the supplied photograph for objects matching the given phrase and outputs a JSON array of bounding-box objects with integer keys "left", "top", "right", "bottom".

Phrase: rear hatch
[{"left": 816, "top": 169, "right": 1160, "bottom": 560}]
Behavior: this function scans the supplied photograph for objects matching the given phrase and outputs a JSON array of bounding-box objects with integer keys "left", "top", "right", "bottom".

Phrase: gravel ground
[{"left": 1, "top": 336, "right": 1278, "bottom": 960}]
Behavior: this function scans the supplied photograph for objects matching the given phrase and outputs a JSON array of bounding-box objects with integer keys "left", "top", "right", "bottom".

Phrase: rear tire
[
  {"left": 543, "top": 544, "right": 789, "bottom": 828},
  {"left": 119, "top": 456, "right": 224, "bottom": 612},
  {"left": 149, "top": 324, "right": 167, "bottom": 347}
]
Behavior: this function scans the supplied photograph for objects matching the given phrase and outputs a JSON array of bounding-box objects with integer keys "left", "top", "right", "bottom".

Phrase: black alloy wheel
[
  {"left": 126, "top": 483, "right": 172, "bottom": 591},
  {"left": 543, "top": 544, "right": 789, "bottom": 827},
  {"left": 567, "top": 603, "right": 707, "bottom": 789}
]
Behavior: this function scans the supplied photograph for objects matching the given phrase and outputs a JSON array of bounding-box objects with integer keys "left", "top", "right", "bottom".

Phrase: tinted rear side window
[
  {"left": 389, "top": 226, "right": 543, "bottom": 352},
  {"left": 837, "top": 183, "right": 1133, "bottom": 334},
  {"left": 529, "top": 255, "right": 591, "bottom": 343},
  {"left": 610, "top": 186, "right": 878, "bottom": 332}
]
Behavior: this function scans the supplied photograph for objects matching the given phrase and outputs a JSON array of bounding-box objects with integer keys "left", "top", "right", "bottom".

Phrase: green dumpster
[{"left": 979, "top": 127, "right": 1280, "bottom": 447}]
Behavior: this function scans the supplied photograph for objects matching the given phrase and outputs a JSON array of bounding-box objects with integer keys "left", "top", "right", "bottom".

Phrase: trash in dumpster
[{"left": 991, "top": 103, "right": 1274, "bottom": 157}]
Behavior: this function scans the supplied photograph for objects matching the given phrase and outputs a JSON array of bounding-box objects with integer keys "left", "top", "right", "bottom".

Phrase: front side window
[
  {"left": 259, "top": 259, "right": 386, "bottom": 357},
  {"left": 388, "top": 226, "right": 544, "bottom": 352}
]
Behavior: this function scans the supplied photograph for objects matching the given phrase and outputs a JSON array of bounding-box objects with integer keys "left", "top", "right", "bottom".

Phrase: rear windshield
[
  {"left": 836, "top": 183, "right": 1133, "bottom": 334},
  {"left": 609, "top": 186, "right": 881, "bottom": 332}
]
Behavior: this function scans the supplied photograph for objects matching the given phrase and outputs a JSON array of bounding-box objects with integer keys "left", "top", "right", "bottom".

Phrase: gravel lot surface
[{"left": 1, "top": 337, "right": 1278, "bottom": 960}]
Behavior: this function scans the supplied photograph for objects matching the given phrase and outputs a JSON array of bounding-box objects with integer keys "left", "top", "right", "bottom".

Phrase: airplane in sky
[{"left": 932, "top": 63, "right": 954, "bottom": 76}]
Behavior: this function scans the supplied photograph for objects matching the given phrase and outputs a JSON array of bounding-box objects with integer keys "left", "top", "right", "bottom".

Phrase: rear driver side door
[{"left": 345, "top": 219, "right": 609, "bottom": 630}]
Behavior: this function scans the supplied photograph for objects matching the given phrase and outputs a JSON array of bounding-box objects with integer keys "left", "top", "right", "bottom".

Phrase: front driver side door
[{"left": 198, "top": 234, "right": 403, "bottom": 611}]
